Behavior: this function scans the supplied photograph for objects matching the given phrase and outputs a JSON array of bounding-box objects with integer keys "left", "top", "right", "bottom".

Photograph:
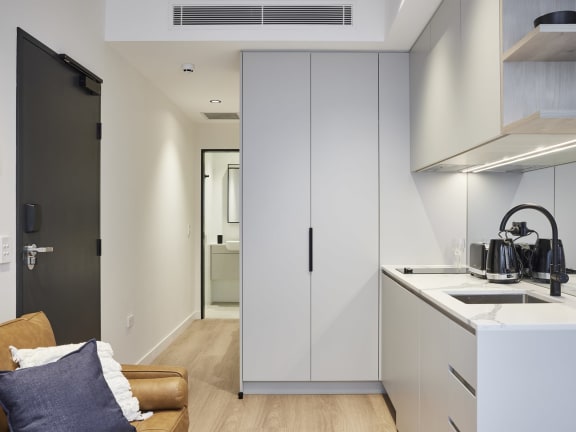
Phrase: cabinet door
[
  {"left": 410, "top": 0, "right": 461, "bottom": 170},
  {"left": 420, "top": 302, "right": 450, "bottom": 432},
  {"left": 410, "top": 22, "right": 432, "bottom": 171},
  {"left": 459, "top": 0, "right": 501, "bottom": 151},
  {"left": 310, "top": 52, "right": 380, "bottom": 381},
  {"left": 241, "top": 52, "right": 312, "bottom": 381},
  {"left": 381, "top": 275, "right": 419, "bottom": 432}
]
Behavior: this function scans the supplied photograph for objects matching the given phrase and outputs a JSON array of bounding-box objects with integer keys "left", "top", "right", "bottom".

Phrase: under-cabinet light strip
[{"left": 462, "top": 138, "right": 576, "bottom": 173}]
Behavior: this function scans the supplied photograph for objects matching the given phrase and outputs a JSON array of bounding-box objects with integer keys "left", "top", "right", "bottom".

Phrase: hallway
[{"left": 152, "top": 319, "right": 396, "bottom": 431}]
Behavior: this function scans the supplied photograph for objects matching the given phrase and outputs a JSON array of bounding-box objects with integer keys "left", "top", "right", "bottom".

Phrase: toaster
[{"left": 469, "top": 243, "right": 488, "bottom": 278}]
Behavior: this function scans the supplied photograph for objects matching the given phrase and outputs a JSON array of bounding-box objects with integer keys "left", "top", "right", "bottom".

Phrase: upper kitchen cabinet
[
  {"left": 411, "top": 0, "right": 576, "bottom": 172},
  {"left": 411, "top": 0, "right": 464, "bottom": 171},
  {"left": 411, "top": 0, "right": 501, "bottom": 171},
  {"left": 459, "top": 0, "right": 502, "bottom": 151}
]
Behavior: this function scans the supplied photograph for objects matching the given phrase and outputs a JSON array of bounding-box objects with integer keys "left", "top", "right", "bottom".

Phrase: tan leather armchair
[{"left": 0, "top": 312, "right": 189, "bottom": 432}]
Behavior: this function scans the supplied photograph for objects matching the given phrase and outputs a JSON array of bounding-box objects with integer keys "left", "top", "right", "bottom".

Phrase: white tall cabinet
[
  {"left": 241, "top": 51, "right": 379, "bottom": 390},
  {"left": 242, "top": 52, "right": 312, "bottom": 382}
]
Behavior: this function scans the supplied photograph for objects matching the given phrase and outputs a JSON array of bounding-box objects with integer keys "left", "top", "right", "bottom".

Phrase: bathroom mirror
[{"left": 227, "top": 164, "right": 240, "bottom": 223}]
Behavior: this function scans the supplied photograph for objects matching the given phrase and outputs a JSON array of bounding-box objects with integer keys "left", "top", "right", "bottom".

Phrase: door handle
[
  {"left": 309, "top": 228, "right": 313, "bottom": 272},
  {"left": 23, "top": 243, "right": 54, "bottom": 270},
  {"left": 24, "top": 245, "right": 54, "bottom": 253}
]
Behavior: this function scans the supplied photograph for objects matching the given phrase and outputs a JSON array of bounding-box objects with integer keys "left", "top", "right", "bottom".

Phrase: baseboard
[
  {"left": 242, "top": 381, "right": 384, "bottom": 395},
  {"left": 382, "top": 391, "right": 396, "bottom": 424},
  {"left": 137, "top": 311, "right": 199, "bottom": 364}
]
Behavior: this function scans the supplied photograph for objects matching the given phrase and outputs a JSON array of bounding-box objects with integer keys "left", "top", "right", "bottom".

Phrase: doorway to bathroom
[{"left": 201, "top": 150, "right": 240, "bottom": 319}]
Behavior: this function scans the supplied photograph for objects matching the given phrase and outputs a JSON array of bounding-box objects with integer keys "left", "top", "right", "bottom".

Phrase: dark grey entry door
[{"left": 16, "top": 28, "right": 102, "bottom": 344}]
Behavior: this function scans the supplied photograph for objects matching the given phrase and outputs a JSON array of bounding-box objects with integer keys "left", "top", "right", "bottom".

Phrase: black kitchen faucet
[{"left": 499, "top": 204, "right": 569, "bottom": 296}]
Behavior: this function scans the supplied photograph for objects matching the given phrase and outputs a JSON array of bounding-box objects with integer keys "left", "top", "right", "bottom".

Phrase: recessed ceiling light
[
  {"left": 181, "top": 63, "right": 194, "bottom": 73},
  {"left": 210, "top": 99, "right": 222, "bottom": 104}
]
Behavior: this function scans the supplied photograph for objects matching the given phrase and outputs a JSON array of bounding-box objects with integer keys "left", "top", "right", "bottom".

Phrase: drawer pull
[
  {"left": 449, "top": 417, "right": 462, "bottom": 432},
  {"left": 449, "top": 366, "right": 476, "bottom": 397}
]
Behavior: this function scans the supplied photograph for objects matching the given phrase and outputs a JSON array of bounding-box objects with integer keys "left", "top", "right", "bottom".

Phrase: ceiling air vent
[
  {"left": 263, "top": 5, "right": 352, "bottom": 25},
  {"left": 203, "top": 113, "right": 240, "bottom": 120},
  {"left": 173, "top": 5, "right": 353, "bottom": 26}
]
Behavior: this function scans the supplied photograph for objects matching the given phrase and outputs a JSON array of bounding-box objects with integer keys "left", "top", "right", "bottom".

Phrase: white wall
[
  {"left": 194, "top": 122, "right": 240, "bottom": 150},
  {"left": 379, "top": 53, "right": 467, "bottom": 266},
  {"left": 101, "top": 48, "right": 198, "bottom": 363},
  {"left": 0, "top": 0, "right": 197, "bottom": 363}
]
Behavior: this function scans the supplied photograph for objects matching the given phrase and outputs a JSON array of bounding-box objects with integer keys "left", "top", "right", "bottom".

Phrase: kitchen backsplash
[{"left": 467, "top": 162, "right": 576, "bottom": 269}]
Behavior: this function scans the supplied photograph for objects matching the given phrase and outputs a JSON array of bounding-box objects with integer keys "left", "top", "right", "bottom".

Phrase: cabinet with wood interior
[
  {"left": 411, "top": 0, "right": 576, "bottom": 171},
  {"left": 502, "top": 0, "right": 576, "bottom": 134},
  {"left": 241, "top": 51, "right": 379, "bottom": 390}
]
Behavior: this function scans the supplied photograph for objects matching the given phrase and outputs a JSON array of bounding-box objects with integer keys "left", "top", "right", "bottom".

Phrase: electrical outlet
[
  {"left": 0, "top": 237, "right": 12, "bottom": 264},
  {"left": 126, "top": 314, "right": 134, "bottom": 329}
]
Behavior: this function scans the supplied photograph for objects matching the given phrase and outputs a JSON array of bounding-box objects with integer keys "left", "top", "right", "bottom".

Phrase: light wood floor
[
  {"left": 153, "top": 319, "right": 397, "bottom": 432},
  {"left": 205, "top": 303, "right": 240, "bottom": 319}
]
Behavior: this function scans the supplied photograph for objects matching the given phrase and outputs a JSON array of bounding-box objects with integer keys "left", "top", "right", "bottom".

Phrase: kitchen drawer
[
  {"left": 448, "top": 369, "right": 477, "bottom": 432},
  {"left": 448, "top": 321, "right": 477, "bottom": 389}
]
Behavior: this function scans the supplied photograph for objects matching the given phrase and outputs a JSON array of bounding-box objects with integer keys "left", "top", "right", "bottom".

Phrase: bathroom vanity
[
  {"left": 210, "top": 244, "right": 239, "bottom": 303},
  {"left": 381, "top": 265, "right": 576, "bottom": 432}
]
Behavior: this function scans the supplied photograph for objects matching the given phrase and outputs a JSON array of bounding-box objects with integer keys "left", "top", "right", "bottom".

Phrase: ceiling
[{"left": 108, "top": 0, "right": 441, "bottom": 124}]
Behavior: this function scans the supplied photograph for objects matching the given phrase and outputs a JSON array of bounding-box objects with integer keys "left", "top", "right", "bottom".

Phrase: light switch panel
[{"left": 0, "top": 236, "right": 12, "bottom": 264}]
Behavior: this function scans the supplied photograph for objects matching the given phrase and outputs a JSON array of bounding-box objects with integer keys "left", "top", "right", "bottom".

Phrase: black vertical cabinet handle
[{"left": 309, "top": 227, "right": 313, "bottom": 272}]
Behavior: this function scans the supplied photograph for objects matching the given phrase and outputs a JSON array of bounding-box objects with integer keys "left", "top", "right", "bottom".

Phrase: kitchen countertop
[{"left": 382, "top": 265, "right": 576, "bottom": 331}]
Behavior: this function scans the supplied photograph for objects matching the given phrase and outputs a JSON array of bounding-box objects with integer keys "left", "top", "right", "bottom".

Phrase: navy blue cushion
[{"left": 0, "top": 339, "right": 135, "bottom": 432}]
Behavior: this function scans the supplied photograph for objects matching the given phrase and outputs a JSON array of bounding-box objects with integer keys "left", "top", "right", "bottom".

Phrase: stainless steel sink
[{"left": 450, "top": 293, "right": 551, "bottom": 304}]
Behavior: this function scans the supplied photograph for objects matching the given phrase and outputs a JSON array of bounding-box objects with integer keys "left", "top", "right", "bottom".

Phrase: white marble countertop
[{"left": 382, "top": 265, "right": 576, "bottom": 331}]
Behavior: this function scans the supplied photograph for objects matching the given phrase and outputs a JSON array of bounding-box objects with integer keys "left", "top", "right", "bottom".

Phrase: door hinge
[
  {"left": 96, "top": 239, "right": 102, "bottom": 257},
  {"left": 97, "top": 123, "right": 102, "bottom": 140}
]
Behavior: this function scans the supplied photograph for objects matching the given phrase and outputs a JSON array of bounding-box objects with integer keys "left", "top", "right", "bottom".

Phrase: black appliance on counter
[
  {"left": 532, "top": 238, "right": 566, "bottom": 282},
  {"left": 469, "top": 243, "right": 488, "bottom": 278},
  {"left": 486, "top": 239, "right": 520, "bottom": 283}
]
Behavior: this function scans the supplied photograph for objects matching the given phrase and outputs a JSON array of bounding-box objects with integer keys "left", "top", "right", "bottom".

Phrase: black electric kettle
[
  {"left": 531, "top": 238, "right": 566, "bottom": 282},
  {"left": 486, "top": 239, "right": 520, "bottom": 283}
]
